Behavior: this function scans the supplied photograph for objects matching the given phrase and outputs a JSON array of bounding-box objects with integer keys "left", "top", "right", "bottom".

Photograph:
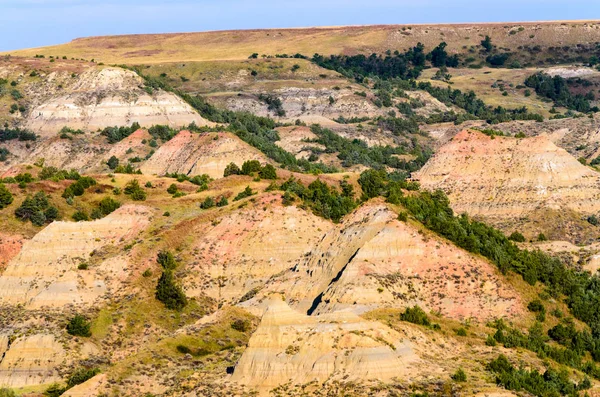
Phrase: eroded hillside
[{"left": 3, "top": 20, "right": 600, "bottom": 397}]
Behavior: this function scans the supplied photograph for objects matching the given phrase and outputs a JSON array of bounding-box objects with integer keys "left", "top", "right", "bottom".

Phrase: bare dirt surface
[{"left": 415, "top": 130, "right": 600, "bottom": 238}]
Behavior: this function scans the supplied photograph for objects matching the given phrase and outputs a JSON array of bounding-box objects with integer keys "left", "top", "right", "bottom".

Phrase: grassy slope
[{"left": 4, "top": 21, "right": 600, "bottom": 64}]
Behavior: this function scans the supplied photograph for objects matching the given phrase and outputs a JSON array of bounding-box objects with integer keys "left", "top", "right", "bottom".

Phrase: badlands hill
[
  {"left": 4, "top": 21, "right": 600, "bottom": 64},
  {"left": 4, "top": 20, "right": 600, "bottom": 397},
  {"left": 415, "top": 130, "right": 600, "bottom": 241}
]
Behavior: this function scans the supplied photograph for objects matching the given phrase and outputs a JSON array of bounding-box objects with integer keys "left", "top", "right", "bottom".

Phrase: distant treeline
[{"left": 525, "top": 72, "right": 599, "bottom": 113}]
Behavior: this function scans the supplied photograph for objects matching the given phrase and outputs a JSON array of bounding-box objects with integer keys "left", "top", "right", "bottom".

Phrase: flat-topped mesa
[{"left": 413, "top": 129, "right": 600, "bottom": 219}]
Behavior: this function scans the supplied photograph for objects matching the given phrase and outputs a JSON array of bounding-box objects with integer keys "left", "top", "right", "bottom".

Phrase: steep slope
[
  {"left": 231, "top": 297, "right": 421, "bottom": 388},
  {"left": 414, "top": 130, "right": 600, "bottom": 220},
  {"left": 24, "top": 67, "right": 209, "bottom": 135},
  {"left": 140, "top": 130, "right": 269, "bottom": 178},
  {"left": 0, "top": 205, "right": 152, "bottom": 308},
  {"left": 183, "top": 193, "right": 334, "bottom": 304},
  {"left": 0, "top": 334, "right": 65, "bottom": 387},
  {"left": 255, "top": 202, "right": 523, "bottom": 322}
]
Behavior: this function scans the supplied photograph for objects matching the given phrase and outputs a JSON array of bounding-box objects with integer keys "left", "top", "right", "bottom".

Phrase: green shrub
[
  {"left": 77, "top": 263, "right": 88, "bottom": 270},
  {"left": 241, "top": 160, "right": 262, "bottom": 175},
  {"left": 15, "top": 192, "right": 55, "bottom": 226},
  {"left": 167, "top": 183, "right": 178, "bottom": 195},
  {"left": 508, "top": 231, "right": 526, "bottom": 242},
  {"left": 0, "top": 183, "right": 13, "bottom": 209},
  {"left": 124, "top": 179, "right": 146, "bottom": 201},
  {"left": 216, "top": 196, "right": 228, "bottom": 207},
  {"left": 485, "top": 335, "right": 497, "bottom": 346},
  {"left": 43, "top": 384, "right": 66, "bottom": 397},
  {"left": 200, "top": 196, "right": 215, "bottom": 209},
  {"left": 72, "top": 210, "right": 89, "bottom": 222},
  {"left": 231, "top": 319, "right": 251, "bottom": 332},
  {"left": 62, "top": 177, "right": 97, "bottom": 199},
  {"left": 66, "top": 315, "right": 91, "bottom": 337},
  {"left": 66, "top": 367, "right": 100, "bottom": 388},
  {"left": 451, "top": 368, "right": 467, "bottom": 382},
  {"left": 156, "top": 270, "right": 187, "bottom": 310},
  {"left": 96, "top": 197, "right": 120, "bottom": 217},
  {"left": 224, "top": 162, "right": 241, "bottom": 177},
  {"left": 259, "top": 164, "right": 277, "bottom": 179},
  {"left": 0, "top": 388, "right": 16, "bottom": 397},
  {"left": 142, "top": 269, "right": 152, "bottom": 277},
  {"left": 157, "top": 250, "right": 177, "bottom": 270},
  {"left": 234, "top": 186, "right": 255, "bottom": 201},
  {"left": 400, "top": 305, "right": 430, "bottom": 326},
  {"left": 455, "top": 327, "right": 467, "bottom": 336}
]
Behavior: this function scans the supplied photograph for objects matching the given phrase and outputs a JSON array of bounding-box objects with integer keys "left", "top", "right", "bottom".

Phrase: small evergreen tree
[
  {"left": 241, "top": 160, "right": 262, "bottom": 175},
  {"left": 156, "top": 270, "right": 187, "bottom": 310},
  {"left": 0, "top": 183, "right": 13, "bottom": 209},
  {"left": 259, "top": 164, "right": 277, "bottom": 180},
  {"left": 66, "top": 315, "right": 91, "bottom": 337},
  {"left": 224, "top": 162, "right": 241, "bottom": 177},
  {"left": 107, "top": 155, "right": 119, "bottom": 170}
]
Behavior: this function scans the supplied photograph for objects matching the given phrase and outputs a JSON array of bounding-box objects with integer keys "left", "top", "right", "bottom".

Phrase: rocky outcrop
[
  {"left": 231, "top": 297, "right": 419, "bottom": 388},
  {"left": 24, "top": 67, "right": 210, "bottom": 136},
  {"left": 0, "top": 334, "right": 64, "bottom": 387},
  {"left": 0, "top": 205, "right": 151, "bottom": 308},
  {"left": 140, "top": 131, "right": 269, "bottom": 178},
  {"left": 0, "top": 233, "right": 23, "bottom": 272},
  {"left": 414, "top": 130, "right": 600, "bottom": 219},
  {"left": 258, "top": 202, "right": 522, "bottom": 322},
  {"left": 185, "top": 194, "right": 333, "bottom": 304}
]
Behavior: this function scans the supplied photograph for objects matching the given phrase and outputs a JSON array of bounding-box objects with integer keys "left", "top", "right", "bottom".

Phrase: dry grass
[
  {"left": 419, "top": 66, "right": 555, "bottom": 116},
  {"left": 4, "top": 21, "right": 600, "bottom": 64}
]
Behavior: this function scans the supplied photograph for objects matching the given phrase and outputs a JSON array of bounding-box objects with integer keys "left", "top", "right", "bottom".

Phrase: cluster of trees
[
  {"left": 129, "top": 67, "right": 336, "bottom": 174},
  {"left": 258, "top": 94, "right": 286, "bottom": 117},
  {"left": 15, "top": 192, "right": 58, "bottom": 226},
  {"left": 155, "top": 251, "right": 187, "bottom": 310},
  {"left": 39, "top": 167, "right": 81, "bottom": 182},
  {"left": 417, "top": 82, "right": 544, "bottom": 123},
  {"left": 525, "top": 72, "right": 598, "bottom": 113},
  {"left": 89, "top": 197, "right": 120, "bottom": 220},
  {"left": 58, "top": 126, "right": 84, "bottom": 139},
  {"left": 312, "top": 42, "right": 459, "bottom": 82},
  {"left": 224, "top": 160, "right": 277, "bottom": 179},
  {"left": 307, "top": 124, "right": 430, "bottom": 173},
  {"left": 100, "top": 123, "right": 141, "bottom": 143},
  {"left": 164, "top": 173, "right": 212, "bottom": 191},
  {"left": 488, "top": 318, "right": 594, "bottom": 372},
  {"left": 200, "top": 195, "right": 228, "bottom": 209},
  {"left": 62, "top": 176, "right": 97, "bottom": 199},
  {"left": 487, "top": 354, "right": 590, "bottom": 397},
  {"left": 357, "top": 169, "right": 600, "bottom": 382},
  {"left": 0, "top": 127, "right": 37, "bottom": 142},
  {"left": 279, "top": 177, "right": 357, "bottom": 222}
]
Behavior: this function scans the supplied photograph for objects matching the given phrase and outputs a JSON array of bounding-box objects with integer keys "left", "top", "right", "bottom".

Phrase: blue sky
[{"left": 1, "top": 0, "right": 598, "bottom": 51}]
